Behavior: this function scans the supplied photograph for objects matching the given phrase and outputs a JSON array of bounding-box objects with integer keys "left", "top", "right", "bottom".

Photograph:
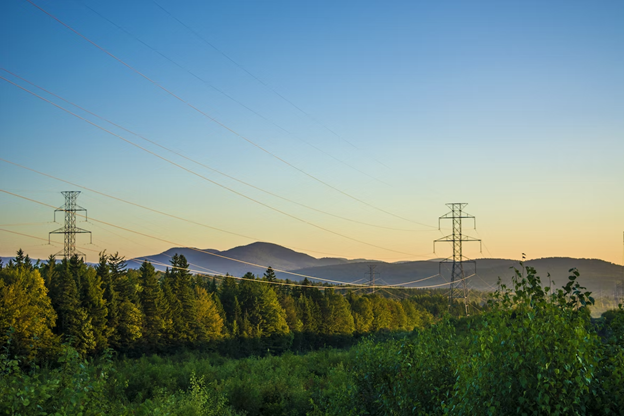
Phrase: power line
[
  {"left": 1, "top": 189, "right": 475, "bottom": 290},
  {"left": 48, "top": 191, "right": 92, "bottom": 259},
  {"left": 1, "top": 188, "right": 389, "bottom": 285},
  {"left": 0, "top": 157, "right": 434, "bottom": 263},
  {"left": 1, "top": 69, "right": 430, "bottom": 233},
  {"left": 434, "top": 203, "right": 482, "bottom": 316},
  {"left": 74, "top": 1, "right": 389, "bottom": 187},
  {"left": 0, "top": 77, "right": 429, "bottom": 258},
  {"left": 149, "top": 0, "right": 389, "bottom": 170},
  {"left": 24, "top": 0, "right": 423, "bottom": 226}
]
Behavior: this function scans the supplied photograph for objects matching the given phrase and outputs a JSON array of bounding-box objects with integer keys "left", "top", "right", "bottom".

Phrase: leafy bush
[
  {"left": 448, "top": 266, "right": 602, "bottom": 415},
  {"left": 0, "top": 343, "right": 118, "bottom": 415}
]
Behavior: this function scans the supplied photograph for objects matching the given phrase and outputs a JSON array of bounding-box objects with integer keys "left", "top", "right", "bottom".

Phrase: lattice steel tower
[
  {"left": 49, "top": 191, "right": 92, "bottom": 259},
  {"left": 367, "top": 264, "right": 379, "bottom": 294},
  {"left": 434, "top": 203, "right": 481, "bottom": 315}
]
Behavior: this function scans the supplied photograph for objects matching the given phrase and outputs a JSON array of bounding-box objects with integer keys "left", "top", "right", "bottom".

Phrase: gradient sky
[{"left": 1, "top": 0, "right": 623, "bottom": 269}]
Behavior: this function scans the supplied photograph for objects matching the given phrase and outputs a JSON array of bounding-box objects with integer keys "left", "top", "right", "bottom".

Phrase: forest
[{"left": 1, "top": 249, "right": 623, "bottom": 415}]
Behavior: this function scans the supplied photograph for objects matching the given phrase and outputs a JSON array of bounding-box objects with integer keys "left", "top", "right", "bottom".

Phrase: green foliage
[
  {"left": 138, "top": 260, "right": 165, "bottom": 348},
  {"left": 194, "top": 287, "right": 224, "bottom": 342},
  {"left": 0, "top": 255, "right": 58, "bottom": 362},
  {"left": 0, "top": 343, "right": 118, "bottom": 415},
  {"left": 448, "top": 266, "right": 601, "bottom": 415},
  {"left": 331, "top": 322, "right": 457, "bottom": 416},
  {"left": 10, "top": 247, "right": 624, "bottom": 415},
  {"left": 319, "top": 289, "right": 354, "bottom": 335},
  {"left": 144, "top": 373, "right": 241, "bottom": 416},
  {"left": 113, "top": 348, "right": 351, "bottom": 416}
]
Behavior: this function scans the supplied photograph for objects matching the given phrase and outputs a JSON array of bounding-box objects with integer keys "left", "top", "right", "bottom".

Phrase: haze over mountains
[{"left": 129, "top": 242, "right": 624, "bottom": 294}]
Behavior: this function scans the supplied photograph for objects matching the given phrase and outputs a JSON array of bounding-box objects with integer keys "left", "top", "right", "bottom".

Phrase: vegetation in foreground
[{"left": 1, "top": 249, "right": 623, "bottom": 415}]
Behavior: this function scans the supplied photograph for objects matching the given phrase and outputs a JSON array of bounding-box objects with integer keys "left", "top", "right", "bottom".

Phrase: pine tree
[
  {"left": 219, "top": 274, "right": 239, "bottom": 334},
  {"left": 168, "top": 254, "right": 197, "bottom": 343},
  {"left": 77, "top": 261, "right": 108, "bottom": 353},
  {"left": 97, "top": 252, "right": 119, "bottom": 346},
  {"left": 351, "top": 295, "right": 374, "bottom": 333},
  {"left": 55, "top": 257, "right": 96, "bottom": 356},
  {"left": 279, "top": 294, "right": 302, "bottom": 333},
  {"left": 160, "top": 271, "right": 177, "bottom": 346},
  {"left": 263, "top": 266, "right": 277, "bottom": 282},
  {"left": 138, "top": 261, "right": 164, "bottom": 346},
  {"left": 42, "top": 255, "right": 59, "bottom": 307},
  {"left": 107, "top": 252, "right": 142, "bottom": 349},
  {"left": 296, "top": 295, "right": 320, "bottom": 334},
  {"left": 257, "top": 285, "right": 290, "bottom": 337},
  {"left": 208, "top": 277, "right": 218, "bottom": 294}
]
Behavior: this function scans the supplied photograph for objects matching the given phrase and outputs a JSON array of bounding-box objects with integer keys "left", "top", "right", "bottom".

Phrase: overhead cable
[
  {"left": 24, "top": 0, "right": 430, "bottom": 227},
  {"left": 75, "top": 2, "right": 388, "bottom": 186},
  {"left": 0, "top": 76, "right": 430, "bottom": 258},
  {"left": 1, "top": 69, "right": 428, "bottom": 233},
  {"left": 1, "top": 189, "right": 473, "bottom": 289},
  {"left": 149, "top": 0, "right": 388, "bottom": 169}
]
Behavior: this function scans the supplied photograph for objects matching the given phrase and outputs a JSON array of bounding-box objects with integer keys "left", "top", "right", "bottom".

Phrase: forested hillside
[
  {"left": 0, "top": 249, "right": 445, "bottom": 362},
  {"left": 2, "top": 250, "right": 623, "bottom": 415}
]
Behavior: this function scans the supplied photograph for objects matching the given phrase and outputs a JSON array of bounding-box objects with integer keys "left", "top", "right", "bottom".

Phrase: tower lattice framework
[
  {"left": 49, "top": 191, "right": 91, "bottom": 259},
  {"left": 434, "top": 203, "right": 481, "bottom": 315}
]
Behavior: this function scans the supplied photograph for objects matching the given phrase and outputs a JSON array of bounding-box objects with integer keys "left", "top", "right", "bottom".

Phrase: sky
[{"left": 1, "top": 0, "right": 623, "bottom": 269}]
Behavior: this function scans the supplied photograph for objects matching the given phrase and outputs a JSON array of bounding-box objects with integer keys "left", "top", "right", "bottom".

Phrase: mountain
[
  {"left": 128, "top": 242, "right": 369, "bottom": 277},
  {"left": 287, "top": 257, "right": 624, "bottom": 294},
  {"left": 128, "top": 242, "right": 624, "bottom": 294}
]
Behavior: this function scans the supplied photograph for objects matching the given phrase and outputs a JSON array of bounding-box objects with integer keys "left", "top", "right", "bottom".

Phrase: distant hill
[
  {"left": 5, "top": 242, "right": 622, "bottom": 294},
  {"left": 128, "top": 242, "right": 370, "bottom": 277},
  {"left": 127, "top": 242, "right": 624, "bottom": 294},
  {"left": 288, "top": 257, "right": 624, "bottom": 294}
]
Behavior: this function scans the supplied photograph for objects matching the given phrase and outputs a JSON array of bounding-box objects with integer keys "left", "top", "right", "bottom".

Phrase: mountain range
[{"left": 128, "top": 242, "right": 624, "bottom": 294}]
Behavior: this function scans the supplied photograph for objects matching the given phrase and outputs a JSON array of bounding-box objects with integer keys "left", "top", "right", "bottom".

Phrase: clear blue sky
[{"left": 1, "top": 0, "right": 623, "bottom": 267}]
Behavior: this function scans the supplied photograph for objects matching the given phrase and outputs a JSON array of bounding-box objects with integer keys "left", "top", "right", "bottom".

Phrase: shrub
[{"left": 448, "top": 266, "right": 602, "bottom": 415}]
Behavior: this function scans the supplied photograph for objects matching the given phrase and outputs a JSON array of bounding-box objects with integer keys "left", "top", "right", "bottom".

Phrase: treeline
[{"left": 0, "top": 249, "right": 442, "bottom": 362}]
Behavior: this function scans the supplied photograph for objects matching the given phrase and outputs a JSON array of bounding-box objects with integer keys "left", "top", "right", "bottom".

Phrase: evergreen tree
[
  {"left": 55, "top": 257, "right": 96, "bottom": 356},
  {"left": 42, "top": 255, "right": 60, "bottom": 310},
  {"left": 107, "top": 252, "right": 142, "bottom": 349},
  {"left": 163, "top": 254, "right": 196, "bottom": 344},
  {"left": 351, "top": 295, "right": 374, "bottom": 333},
  {"left": 238, "top": 277, "right": 290, "bottom": 338},
  {"left": 401, "top": 299, "right": 431, "bottom": 330},
  {"left": 296, "top": 295, "right": 320, "bottom": 334},
  {"left": 138, "top": 261, "right": 165, "bottom": 347},
  {"left": 208, "top": 277, "right": 218, "bottom": 294},
  {"left": 77, "top": 261, "right": 108, "bottom": 353},
  {"left": 370, "top": 295, "right": 392, "bottom": 331},
  {"left": 388, "top": 299, "right": 407, "bottom": 330},
  {"left": 319, "top": 289, "right": 354, "bottom": 335},
  {"left": 279, "top": 294, "right": 302, "bottom": 333},
  {"left": 96, "top": 252, "right": 119, "bottom": 346},
  {"left": 231, "top": 297, "right": 243, "bottom": 337},
  {"left": 160, "top": 271, "right": 177, "bottom": 346},
  {"left": 263, "top": 266, "right": 277, "bottom": 282},
  {"left": 257, "top": 285, "right": 290, "bottom": 337},
  {"left": 219, "top": 274, "right": 239, "bottom": 334}
]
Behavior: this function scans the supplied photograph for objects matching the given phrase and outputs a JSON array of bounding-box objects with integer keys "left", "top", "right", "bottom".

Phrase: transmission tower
[
  {"left": 49, "top": 191, "right": 92, "bottom": 259},
  {"left": 367, "top": 264, "right": 379, "bottom": 294},
  {"left": 434, "top": 203, "right": 481, "bottom": 315}
]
